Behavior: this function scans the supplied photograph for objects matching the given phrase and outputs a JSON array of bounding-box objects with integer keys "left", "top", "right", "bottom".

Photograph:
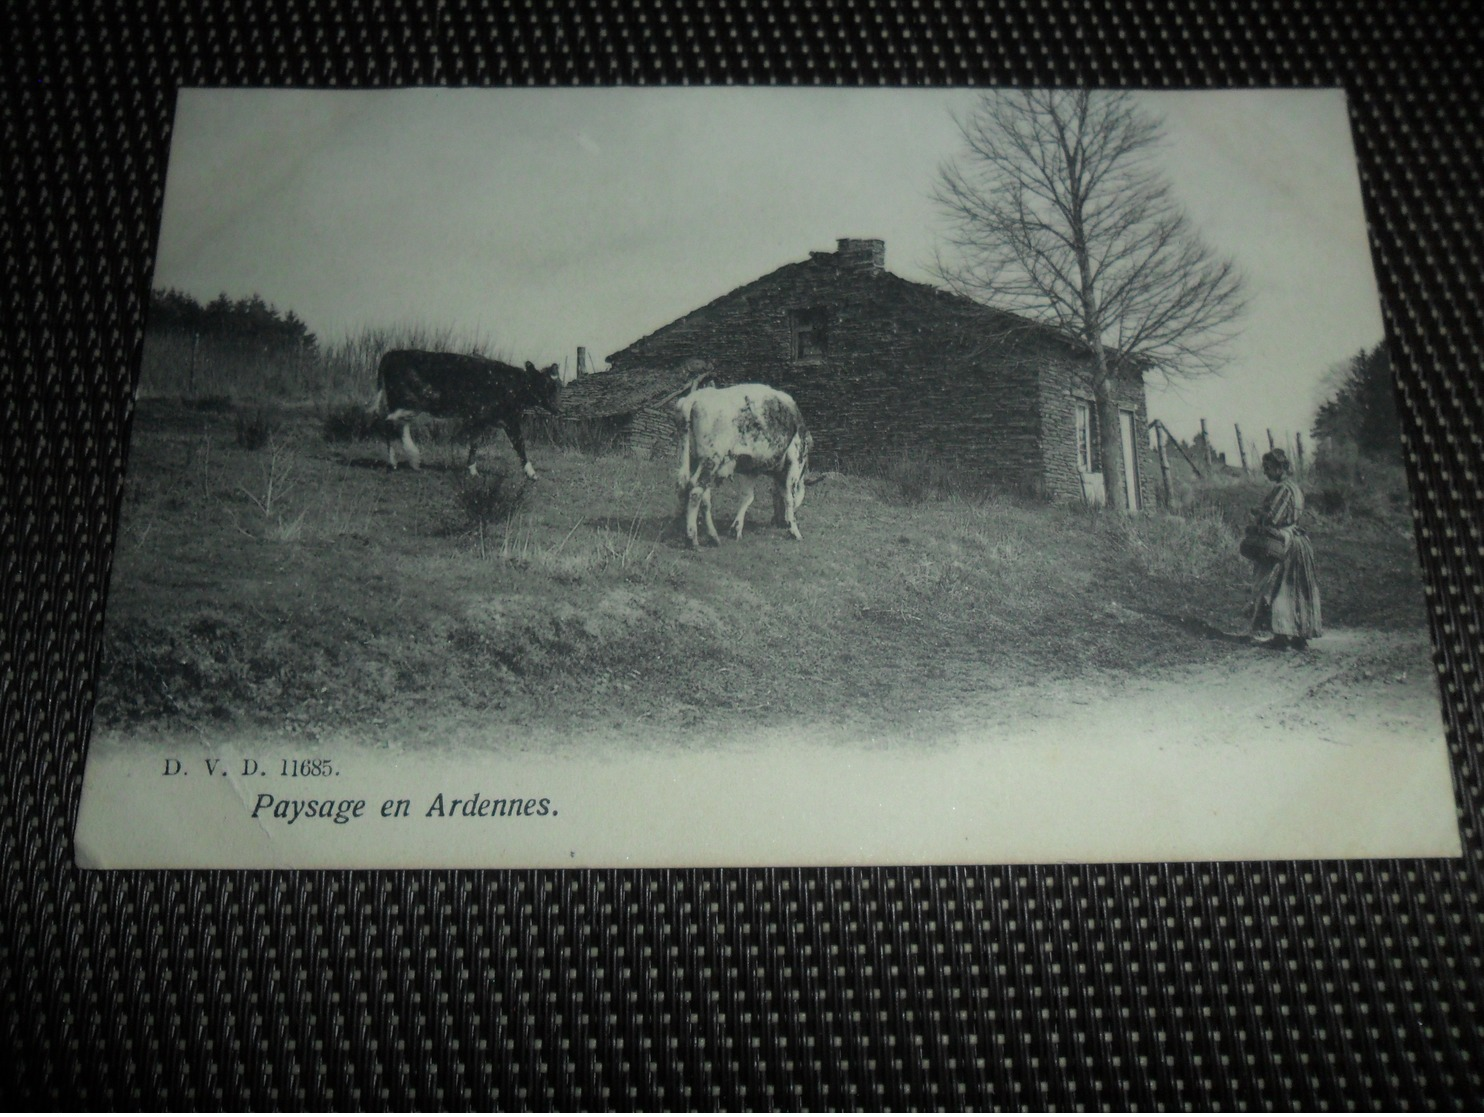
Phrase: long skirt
[{"left": 1250, "top": 530, "right": 1323, "bottom": 639}]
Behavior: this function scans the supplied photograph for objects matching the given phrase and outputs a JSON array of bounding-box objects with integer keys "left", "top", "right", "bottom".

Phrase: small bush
[
  {"left": 1307, "top": 476, "right": 1405, "bottom": 521},
  {"left": 234, "top": 408, "right": 273, "bottom": 450},
  {"left": 457, "top": 470, "right": 529, "bottom": 533},
  {"left": 1304, "top": 440, "right": 1411, "bottom": 522},
  {"left": 322, "top": 401, "right": 384, "bottom": 444}
]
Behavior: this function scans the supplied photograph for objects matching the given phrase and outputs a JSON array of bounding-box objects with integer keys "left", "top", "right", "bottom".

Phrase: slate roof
[
  {"left": 602, "top": 248, "right": 1138, "bottom": 372},
  {"left": 557, "top": 357, "right": 717, "bottom": 420}
]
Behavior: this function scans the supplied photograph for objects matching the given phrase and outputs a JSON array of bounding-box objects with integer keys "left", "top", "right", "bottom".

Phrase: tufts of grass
[
  {"left": 1103, "top": 504, "right": 1244, "bottom": 585},
  {"left": 527, "top": 414, "right": 628, "bottom": 456},
  {"left": 944, "top": 502, "right": 1040, "bottom": 568},
  {"left": 457, "top": 470, "right": 529, "bottom": 533},
  {"left": 884, "top": 452, "right": 961, "bottom": 504},
  {"left": 854, "top": 447, "right": 967, "bottom": 503},
  {"left": 480, "top": 511, "right": 663, "bottom": 584},
  {"left": 843, "top": 446, "right": 1042, "bottom": 506}
]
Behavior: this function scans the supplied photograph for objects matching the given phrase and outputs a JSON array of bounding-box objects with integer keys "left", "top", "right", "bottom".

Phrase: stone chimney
[{"left": 834, "top": 238, "right": 885, "bottom": 270}]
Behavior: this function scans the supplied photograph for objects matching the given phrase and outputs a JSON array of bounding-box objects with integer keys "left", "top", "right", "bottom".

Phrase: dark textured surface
[
  {"left": 3, "top": 0, "right": 1482, "bottom": 1108},
  {"left": 601, "top": 245, "right": 1154, "bottom": 502}
]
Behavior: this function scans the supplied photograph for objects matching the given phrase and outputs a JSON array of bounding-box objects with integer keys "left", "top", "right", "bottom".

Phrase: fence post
[
  {"left": 188, "top": 331, "right": 200, "bottom": 396},
  {"left": 1156, "top": 420, "right": 1203, "bottom": 478},
  {"left": 1200, "top": 418, "right": 1211, "bottom": 468},
  {"left": 1266, "top": 428, "right": 1275, "bottom": 451},
  {"left": 1295, "top": 431, "right": 1306, "bottom": 477},
  {"left": 1234, "top": 424, "right": 1248, "bottom": 472},
  {"left": 1154, "top": 422, "right": 1173, "bottom": 508}
]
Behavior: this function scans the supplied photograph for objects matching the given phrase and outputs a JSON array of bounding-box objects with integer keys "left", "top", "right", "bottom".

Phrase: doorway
[{"left": 1118, "top": 409, "right": 1142, "bottom": 511}]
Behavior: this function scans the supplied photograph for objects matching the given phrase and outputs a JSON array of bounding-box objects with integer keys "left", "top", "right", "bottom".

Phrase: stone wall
[
  {"left": 1038, "top": 356, "right": 1154, "bottom": 506},
  {"left": 626, "top": 404, "right": 681, "bottom": 460}
]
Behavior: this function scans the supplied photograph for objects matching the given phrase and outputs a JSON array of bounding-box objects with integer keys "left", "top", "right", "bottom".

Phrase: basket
[{"left": 1240, "top": 526, "right": 1287, "bottom": 562}]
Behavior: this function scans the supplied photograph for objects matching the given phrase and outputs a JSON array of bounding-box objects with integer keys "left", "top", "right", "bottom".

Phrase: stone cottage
[{"left": 597, "top": 238, "right": 1153, "bottom": 507}]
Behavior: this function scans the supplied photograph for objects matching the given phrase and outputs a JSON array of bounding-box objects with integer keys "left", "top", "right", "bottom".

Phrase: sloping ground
[{"left": 94, "top": 401, "right": 1434, "bottom": 748}]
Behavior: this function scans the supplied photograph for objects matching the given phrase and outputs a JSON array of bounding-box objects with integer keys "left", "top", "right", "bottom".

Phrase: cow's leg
[
  {"left": 400, "top": 423, "right": 422, "bottom": 471},
  {"left": 684, "top": 485, "right": 705, "bottom": 548},
  {"left": 465, "top": 427, "right": 481, "bottom": 477},
  {"left": 778, "top": 454, "right": 805, "bottom": 541},
  {"left": 700, "top": 486, "right": 721, "bottom": 545},
  {"left": 731, "top": 477, "right": 757, "bottom": 539},
  {"left": 383, "top": 409, "right": 419, "bottom": 470},
  {"left": 505, "top": 421, "right": 537, "bottom": 481}
]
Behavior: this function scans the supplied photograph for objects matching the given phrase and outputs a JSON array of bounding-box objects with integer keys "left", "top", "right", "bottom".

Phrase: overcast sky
[{"left": 152, "top": 87, "right": 1384, "bottom": 459}]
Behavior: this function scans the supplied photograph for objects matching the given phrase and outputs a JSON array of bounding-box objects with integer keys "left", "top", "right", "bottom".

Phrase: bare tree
[{"left": 933, "top": 90, "right": 1247, "bottom": 511}]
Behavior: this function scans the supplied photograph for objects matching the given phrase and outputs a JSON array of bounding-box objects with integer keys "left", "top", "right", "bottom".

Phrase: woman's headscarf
[{"left": 1262, "top": 448, "right": 1293, "bottom": 477}]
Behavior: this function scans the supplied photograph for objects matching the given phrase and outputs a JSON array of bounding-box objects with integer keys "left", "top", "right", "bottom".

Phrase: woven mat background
[{"left": 4, "top": 1, "right": 1481, "bottom": 1108}]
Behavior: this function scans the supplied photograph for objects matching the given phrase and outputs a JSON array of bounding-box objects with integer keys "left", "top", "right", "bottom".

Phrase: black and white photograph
[{"left": 74, "top": 86, "right": 1460, "bottom": 867}]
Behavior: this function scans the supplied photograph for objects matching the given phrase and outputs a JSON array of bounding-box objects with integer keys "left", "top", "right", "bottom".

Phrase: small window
[
  {"left": 1075, "top": 401, "right": 1101, "bottom": 473},
  {"left": 789, "top": 308, "right": 829, "bottom": 360}
]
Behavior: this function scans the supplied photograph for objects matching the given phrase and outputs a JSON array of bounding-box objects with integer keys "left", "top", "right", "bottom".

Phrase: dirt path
[
  {"left": 929, "top": 625, "right": 1446, "bottom": 755},
  {"left": 80, "top": 625, "right": 1459, "bottom": 868},
  {"left": 452, "top": 623, "right": 1447, "bottom": 759}
]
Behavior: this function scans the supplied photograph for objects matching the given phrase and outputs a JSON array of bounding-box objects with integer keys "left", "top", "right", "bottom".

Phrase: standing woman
[{"left": 1247, "top": 448, "right": 1323, "bottom": 649}]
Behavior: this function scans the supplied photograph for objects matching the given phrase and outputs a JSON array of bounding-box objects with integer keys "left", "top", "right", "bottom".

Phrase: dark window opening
[{"left": 789, "top": 308, "right": 830, "bottom": 360}]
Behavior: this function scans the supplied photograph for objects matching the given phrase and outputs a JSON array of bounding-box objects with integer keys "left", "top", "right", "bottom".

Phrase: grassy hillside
[{"left": 94, "top": 399, "right": 1433, "bottom": 747}]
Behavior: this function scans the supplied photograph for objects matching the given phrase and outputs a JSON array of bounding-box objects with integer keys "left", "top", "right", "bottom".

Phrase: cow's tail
[
  {"left": 367, "top": 352, "right": 392, "bottom": 416},
  {"left": 673, "top": 392, "right": 698, "bottom": 489}
]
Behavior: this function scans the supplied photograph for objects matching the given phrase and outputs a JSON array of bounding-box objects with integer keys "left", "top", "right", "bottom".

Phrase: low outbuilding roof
[{"left": 558, "top": 357, "right": 717, "bottom": 420}]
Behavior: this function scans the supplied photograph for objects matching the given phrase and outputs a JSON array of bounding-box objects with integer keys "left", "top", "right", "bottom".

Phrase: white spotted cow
[
  {"left": 674, "top": 384, "right": 814, "bottom": 547},
  {"left": 370, "top": 350, "right": 562, "bottom": 478}
]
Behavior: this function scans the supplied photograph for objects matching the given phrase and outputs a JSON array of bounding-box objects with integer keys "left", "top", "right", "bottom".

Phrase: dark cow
[
  {"left": 370, "top": 350, "right": 562, "bottom": 478},
  {"left": 675, "top": 383, "right": 814, "bottom": 547}
]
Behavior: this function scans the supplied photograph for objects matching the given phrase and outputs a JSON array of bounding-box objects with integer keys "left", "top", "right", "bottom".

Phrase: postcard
[{"left": 75, "top": 87, "right": 1460, "bottom": 867}]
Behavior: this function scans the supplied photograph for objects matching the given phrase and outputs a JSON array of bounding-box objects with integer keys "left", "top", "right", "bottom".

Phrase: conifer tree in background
[
  {"left": 148, "top": 287, "right": 318, "bottom": 353},
  {"left": 1312, "top": 343, "right": 1400, "bottom": 463}
]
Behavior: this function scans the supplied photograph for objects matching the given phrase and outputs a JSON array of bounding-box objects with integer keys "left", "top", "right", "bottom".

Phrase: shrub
[
  {"left": 234, "top": 407, "right": 273, "bottom": 450},
  {"left": 1306, "top": 440, "right": 1411, "bottom": 521},
  {"left": 321, "top": 401, "right": 384, "bottom": 444},
  {"left": 456, "top": 470, "right": 529, "bottom": 533},
  {"left": 1308, "top": 474, "right": 1407, "bottom": 522}
]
